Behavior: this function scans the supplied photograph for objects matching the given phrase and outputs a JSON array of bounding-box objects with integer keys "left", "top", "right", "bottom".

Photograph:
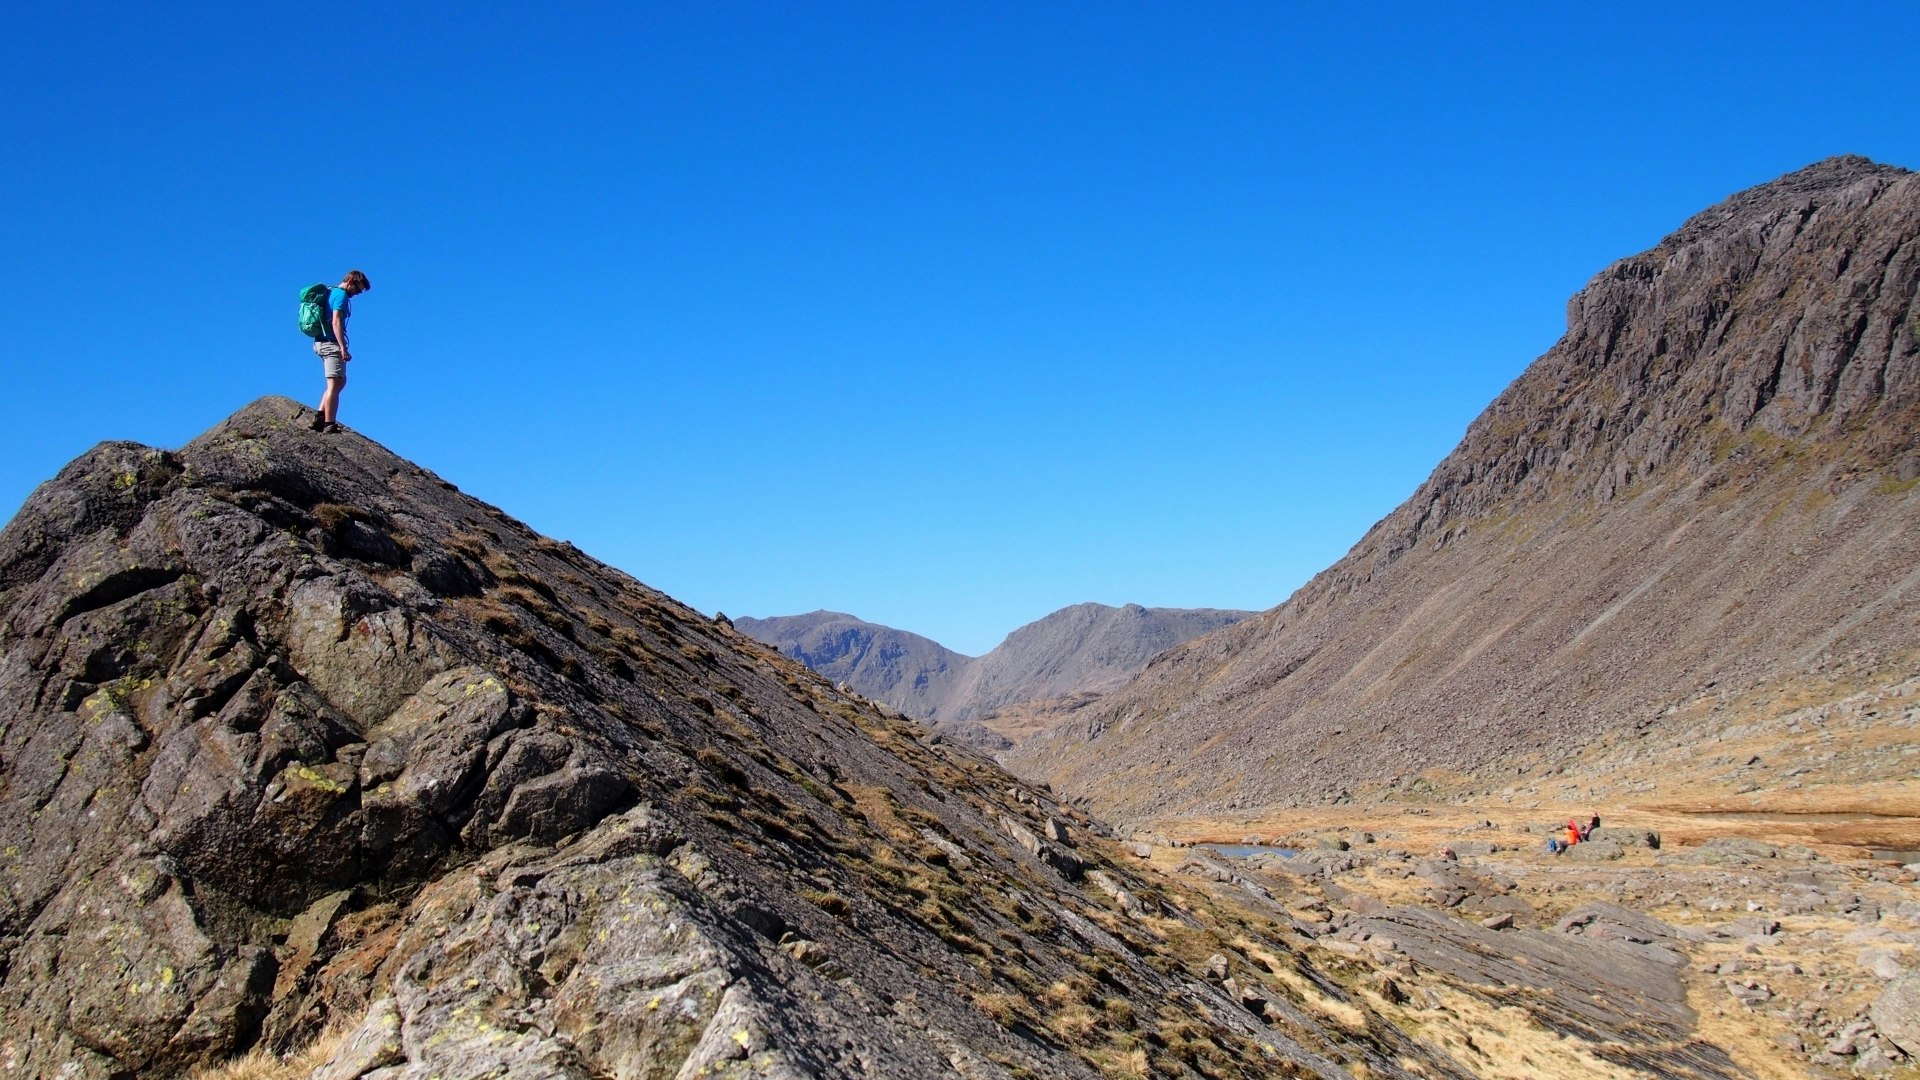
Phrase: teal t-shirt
[{"left": 321, "top": 287, "right": 352, "bottom": 342}]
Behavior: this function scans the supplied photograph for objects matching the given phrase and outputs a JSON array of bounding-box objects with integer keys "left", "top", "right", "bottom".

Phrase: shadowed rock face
[
  {"left": 1010, "top": 156, "right": 1920, "bottom": 818},
  {"left": 0, "top": 400, "right": 1473, "bottom": 1079}
]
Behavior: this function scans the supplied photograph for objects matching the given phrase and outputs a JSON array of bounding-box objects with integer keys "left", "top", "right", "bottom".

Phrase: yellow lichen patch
[
  {"left": 464, "top": 676, "right": 503, "bottom": 697},
  {"left": 84, "top": 676, "right": 155, "bottom": 716},
  {"left": 287, "top": 764, "right": 351, "bottom": 795}
]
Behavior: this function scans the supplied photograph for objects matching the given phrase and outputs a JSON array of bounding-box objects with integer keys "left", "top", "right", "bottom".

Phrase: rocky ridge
[
  {"left": 0, "top": 399, "right": 1532, "bottom": 1080},
  {"left": 1010, "top": 155, "right": 1920, "bottom": 819}
]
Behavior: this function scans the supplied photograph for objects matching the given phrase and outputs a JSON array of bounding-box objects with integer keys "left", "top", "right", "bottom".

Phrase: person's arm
[{"left": 332, "top": 308, "right": 350, "bottom": 361}]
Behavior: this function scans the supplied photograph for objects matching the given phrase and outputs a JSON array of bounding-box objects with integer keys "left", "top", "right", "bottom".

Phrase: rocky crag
[
  {"left": 738, "top": 604, "right": 1250, "bottom": 749},
  {"left": 3, "top": 398, "right": 1649, "bottom": 1080},
  {"left": 1010, "top": 156, "right": 1920, "bottom": 821}
]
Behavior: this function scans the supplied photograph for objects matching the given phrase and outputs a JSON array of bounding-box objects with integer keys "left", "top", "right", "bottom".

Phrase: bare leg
[{"left": 319, "top": 374, "right": 346, "bottom": 424}]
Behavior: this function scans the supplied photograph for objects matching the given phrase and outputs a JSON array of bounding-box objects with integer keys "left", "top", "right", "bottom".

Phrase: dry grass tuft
[
  {"left": 482, "top": 551, "right": 558, "bottom": 601},
  {"left": 497, "top": 584, "right": 574, "bottom": 637},
  {"left": 444, "top": 530, "right": 492, "bottom": 560},
  {"left": 310, "top": 502, "right": 362, "bottom": 534},
  {"left": 694, "top": 746, "right": 750, "bottom": 788},
  {"left": 1041, "top": 973, "right": 1097, "bottom": 1008},
  {"left": 799, "top": 888, "right": 851, "bottom": 918},
  {"left": 972, "top": 992, "right": 1026, "bottom": 1026},
  {"left": 1097, "top": 1047, "right": 1152, "bottom": 1078},
  {"left": 186, "top": 1014, "right": 356, "bottom": 1080},
  {"left": 1048, "top": 1003, "right": 1101, "bottom": 1044}
]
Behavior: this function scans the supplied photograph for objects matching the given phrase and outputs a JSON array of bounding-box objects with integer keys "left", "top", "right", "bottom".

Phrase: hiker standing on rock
[{"left": 305, "top": 270, "right": 371, "bottom": 432}]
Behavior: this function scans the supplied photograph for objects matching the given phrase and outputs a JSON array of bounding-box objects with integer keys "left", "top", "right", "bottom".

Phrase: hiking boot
[
  {"left": 322, "top": 422, "right": 343, "bottom": 434},
  {"left": 308, "top": 412, "right": 327, "bottom": 432}
]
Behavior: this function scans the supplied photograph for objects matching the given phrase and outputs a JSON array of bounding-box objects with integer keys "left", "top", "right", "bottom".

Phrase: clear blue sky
[{"left": 4, "top": 5, "right": 1916, "bottom": 655}]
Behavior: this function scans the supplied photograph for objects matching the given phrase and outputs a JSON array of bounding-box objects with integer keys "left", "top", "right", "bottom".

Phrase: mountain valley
[
  {"left": 737, "top": 604, "right": 1251, "bottom": 750},
  {"left": 1010, "top": 156, "right": 1920, "bottom": 833},
  {"left": 2, "top": 154, "right": 1918, "bottom": 1080}
]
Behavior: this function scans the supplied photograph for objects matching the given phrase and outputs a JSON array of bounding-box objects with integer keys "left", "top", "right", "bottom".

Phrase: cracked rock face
[{"left": 0, "top": 399, "right": 1477, "bottom": 1079}]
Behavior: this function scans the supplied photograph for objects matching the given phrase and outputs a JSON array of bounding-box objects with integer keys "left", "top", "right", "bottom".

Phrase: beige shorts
[{"left": 314, "top": 341, "right": 347, "bottom": 380}]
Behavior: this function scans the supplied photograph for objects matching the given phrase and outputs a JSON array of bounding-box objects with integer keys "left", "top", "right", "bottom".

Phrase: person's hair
[{"left": 343, "top": 269, "right": 371, "bottom": 292}]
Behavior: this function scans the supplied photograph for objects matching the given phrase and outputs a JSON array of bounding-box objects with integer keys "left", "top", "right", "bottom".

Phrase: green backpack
[{"left": 298, "top": 283, "right": 332, "bottom": 339}]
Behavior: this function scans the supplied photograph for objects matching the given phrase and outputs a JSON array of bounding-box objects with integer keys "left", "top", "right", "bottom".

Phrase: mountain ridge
[
  {"left": 733, "top": 609, "right": 972, "bottom": 720},
  {"left": 736, "top": 603, "right": 1252, "bottom": 746},
  {"left": 0, "top": 398, "right": 1495, "bottom": 1079},
  {"left": 1009, "top": 155, "right": 1920, "bottom": 820}
]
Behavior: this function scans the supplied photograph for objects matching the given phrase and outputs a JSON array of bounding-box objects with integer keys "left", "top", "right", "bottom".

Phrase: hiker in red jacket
[{"left": 310, "top": 270, "right": 371, "bottom": 433}]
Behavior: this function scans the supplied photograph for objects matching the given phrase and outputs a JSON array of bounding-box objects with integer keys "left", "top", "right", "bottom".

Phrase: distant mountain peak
[{"left": 738, "top": 603, "right": 1254, "bottom": 746}]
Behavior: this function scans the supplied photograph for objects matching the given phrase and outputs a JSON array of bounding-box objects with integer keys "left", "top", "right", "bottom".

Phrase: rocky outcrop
[
  {"left": 1876, "top": 972, "right": 1920, "bottom": 1058},
  {"left": 1011, "top": 156, "right": 1920, "bottom": 817},
  {"left": 0, "top": 399, "right": 1459, "bottom": 1079},
  {"left": 739, "top": 603, "right": 1251, "bottom": 741}
]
